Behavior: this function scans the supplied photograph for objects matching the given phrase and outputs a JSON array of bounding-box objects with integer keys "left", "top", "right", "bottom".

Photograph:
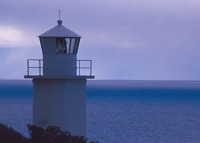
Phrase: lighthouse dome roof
[{"left": 39, "top": 20, "right": 81, "bottom": 38}]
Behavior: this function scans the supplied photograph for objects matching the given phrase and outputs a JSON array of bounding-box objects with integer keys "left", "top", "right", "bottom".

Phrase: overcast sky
[{"left": 0, "top": 0, "right": 200, "bottom": 80}]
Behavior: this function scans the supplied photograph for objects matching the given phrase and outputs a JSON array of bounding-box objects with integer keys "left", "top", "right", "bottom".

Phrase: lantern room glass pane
[
  {"left": 56, "top": 37, "right": 67, "bottom": 54},
  {"left": 65, "top": 38, "right": 70, "bottom": 54},
  {"left": 69, "top": 38, "right": 76, "bottom": 54},
  {"left": 52, "top": 37, "right": 79, "bottom": 54},
  {"left": 74, "top": 38, "right": 80, "bottom": 54}
]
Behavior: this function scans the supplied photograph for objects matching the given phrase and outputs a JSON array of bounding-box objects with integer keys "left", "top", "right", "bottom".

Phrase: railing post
[
  {"left": 27, "top": 60, "right": 29, "bottom": 76},
  {"left": 39, "top": 60, "right": 41, "bottom": 76},
  {"left": 90, "top": 60, "right": 92, "bottom": 76},
  {"left": 79, "top": 60, "right": 81, "bottom": 76}
]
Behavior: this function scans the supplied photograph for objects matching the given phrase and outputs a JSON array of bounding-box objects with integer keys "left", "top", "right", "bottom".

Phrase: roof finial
[
  {"left": 57, "top": 9, "right": 63, "bottom": 25},
  {"left": 59, "top": 10, "right": 61, "bottom": 20}
]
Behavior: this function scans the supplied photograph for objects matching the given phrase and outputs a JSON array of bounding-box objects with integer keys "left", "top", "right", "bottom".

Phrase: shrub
[
  {"left": 0, "top": 123, "right": 27, "bottom": 143},
  {"left": 27, "top": 124, "right": 86, "bottom": 143},
  {"left": 0, "top": 123, "right": 97, "bottom": 143}
]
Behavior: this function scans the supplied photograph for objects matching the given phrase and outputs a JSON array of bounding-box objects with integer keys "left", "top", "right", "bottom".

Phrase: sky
[{"left": 0, "top": 0, "right": 200, "bottom": 80}]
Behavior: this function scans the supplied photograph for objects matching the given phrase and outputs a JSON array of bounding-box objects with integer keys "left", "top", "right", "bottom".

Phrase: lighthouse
[{"left": 24, "top": 18, "right": 94, "bottom": 136}]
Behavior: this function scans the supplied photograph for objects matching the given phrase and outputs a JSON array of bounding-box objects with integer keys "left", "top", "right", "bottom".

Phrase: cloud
[{"left": 0, "top": 26, "right": 23, "bottom": 47}]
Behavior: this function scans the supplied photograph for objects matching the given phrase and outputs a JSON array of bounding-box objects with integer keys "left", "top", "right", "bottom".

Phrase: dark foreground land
[{"left": 0, "top": 123, "right": 97, "bottom": 143}]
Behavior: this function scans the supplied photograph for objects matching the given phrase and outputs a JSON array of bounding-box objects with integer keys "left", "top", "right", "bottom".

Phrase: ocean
[{"left": 1, "top": 80, "right": 200, "bottom": 143}]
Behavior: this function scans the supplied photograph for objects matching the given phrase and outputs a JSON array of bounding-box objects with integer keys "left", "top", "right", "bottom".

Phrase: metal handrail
[
  {"left": 26, "top": 59, "right": 93, "bottom": 76},
  {"left": 76, "top": 60, "right": 93, "bottom": 76},
  {"left": 27, "top": 59, "right": 43, "bottom": 76}
]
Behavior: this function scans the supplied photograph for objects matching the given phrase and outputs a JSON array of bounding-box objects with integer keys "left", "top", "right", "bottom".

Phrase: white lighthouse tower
[{"left": 24, "top": 17, "right": 94, "bottom": 136}]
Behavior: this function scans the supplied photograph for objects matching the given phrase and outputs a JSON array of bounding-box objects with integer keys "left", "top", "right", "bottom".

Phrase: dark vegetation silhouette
[
  {"left": 0, "top": 123, "right": 27, "bottom": 143},
  {"left": 0, "top": 123, "right": 98, "bottom": 143}
]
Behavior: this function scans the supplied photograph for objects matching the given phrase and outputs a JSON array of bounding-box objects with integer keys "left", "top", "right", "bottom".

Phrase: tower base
[{"left": 32, "top": 78, "right": 86, "bottom": 136}]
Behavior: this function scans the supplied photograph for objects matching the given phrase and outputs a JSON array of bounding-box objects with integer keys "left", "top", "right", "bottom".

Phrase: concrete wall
[{"left": 32, "top": 78, "right": 86, "bottom": 136}]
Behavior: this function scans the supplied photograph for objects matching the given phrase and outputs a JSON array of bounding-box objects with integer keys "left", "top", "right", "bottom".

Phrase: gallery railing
[{"left": 26, "top": 59, "right": 93, "bottom": 77}]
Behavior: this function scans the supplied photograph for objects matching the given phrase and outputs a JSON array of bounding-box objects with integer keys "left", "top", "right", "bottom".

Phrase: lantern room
[{"left": 39, "top": 20, "right": 81, "bottom": 55}]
